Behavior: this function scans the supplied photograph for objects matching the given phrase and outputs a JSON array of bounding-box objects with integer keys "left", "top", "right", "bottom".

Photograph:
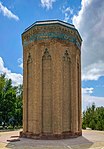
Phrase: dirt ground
[{"left": 0, "top": 129, "right": 104, "bottom": 149}]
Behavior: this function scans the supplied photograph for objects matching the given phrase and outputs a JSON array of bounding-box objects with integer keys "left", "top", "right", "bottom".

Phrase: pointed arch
[
  {"left": 27, "top": 52, "right": 32, "bottom": 132},
  {"left": 77, "top": 57, "right": 81, "bottom": 132},
  {"left": 42, "top": 48, "right": 52, "bottom": 133},
  {"left": 62, "top": 50, "right": 71, "bottom": 132}
]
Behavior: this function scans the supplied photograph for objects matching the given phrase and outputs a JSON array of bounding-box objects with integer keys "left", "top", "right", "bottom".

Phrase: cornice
[{"left": 22, "top": 21, "right": 82, "bottom": 50}]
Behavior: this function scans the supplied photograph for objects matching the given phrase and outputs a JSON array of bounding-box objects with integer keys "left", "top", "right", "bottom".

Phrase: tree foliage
[
  {"left": 0, "top": 74, "right": 23, "bottom": 128},
  {"left": 82, "top": 103, "right": 104, "bottom": 130}
]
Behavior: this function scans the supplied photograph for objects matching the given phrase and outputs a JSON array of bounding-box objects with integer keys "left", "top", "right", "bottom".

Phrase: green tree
[
  {"left": 14, "top": 84, "right": 23, "bottom": 126},
  {"left": 0, "top": 74, "right": 23, "bottom": 128},
  {"left": 82, "top": 103, "right": 104, "bottom": 131},
  {"left": 0, "top": 75, "right": 16, "bottom": 125}
]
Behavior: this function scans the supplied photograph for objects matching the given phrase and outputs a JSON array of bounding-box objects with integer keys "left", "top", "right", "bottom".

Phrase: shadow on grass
[{"left": 6, "top": 135, "right": 93, "bottom": 149}]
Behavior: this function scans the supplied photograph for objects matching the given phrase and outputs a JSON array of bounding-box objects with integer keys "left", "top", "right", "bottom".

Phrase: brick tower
[{"left": 21, "top": 20, "right": 82, "bottom": 139}]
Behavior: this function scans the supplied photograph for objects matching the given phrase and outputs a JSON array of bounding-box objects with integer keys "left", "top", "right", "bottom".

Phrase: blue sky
[{"left": 0, "top": 0, "right": 104, "bottom": 111}]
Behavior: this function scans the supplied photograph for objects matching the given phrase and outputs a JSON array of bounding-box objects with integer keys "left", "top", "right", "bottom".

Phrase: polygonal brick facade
[{"left": 20, "top": 20, "right": 82, "bottom": 139}]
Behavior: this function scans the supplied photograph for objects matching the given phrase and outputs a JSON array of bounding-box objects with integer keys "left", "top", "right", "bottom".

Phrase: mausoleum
[{"left": 20, "top": 20, "right": 82, "bottom": 139}]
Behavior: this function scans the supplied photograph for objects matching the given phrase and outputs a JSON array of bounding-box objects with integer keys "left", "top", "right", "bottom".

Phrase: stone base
[{"left": 20, "top": 131, "right": 82, "bottom": 140}]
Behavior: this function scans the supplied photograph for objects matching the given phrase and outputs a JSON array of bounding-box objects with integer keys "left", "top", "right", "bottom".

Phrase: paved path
[{"left": 0, "top": 130, "right": 104, "bottom": 149}]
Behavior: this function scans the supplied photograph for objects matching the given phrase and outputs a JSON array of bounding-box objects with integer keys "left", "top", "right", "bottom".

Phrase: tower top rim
[
  {"left": 22, "top": 20, "right": 82, "bottom": 42},
  {"left": 24, "top": 20, "right": 75, "bottom": 32}
]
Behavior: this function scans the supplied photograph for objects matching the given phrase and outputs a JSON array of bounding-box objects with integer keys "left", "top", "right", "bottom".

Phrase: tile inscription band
[{"left": 23, "top": 32, "right": 81, "bottom": 49}]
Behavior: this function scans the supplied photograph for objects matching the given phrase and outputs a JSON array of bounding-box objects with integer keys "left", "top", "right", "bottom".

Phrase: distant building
[{"left": 20, "top": 20, "right": 82, "bottom": 139}]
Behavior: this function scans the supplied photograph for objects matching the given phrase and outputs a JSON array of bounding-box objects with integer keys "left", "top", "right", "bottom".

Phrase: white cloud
[
  {"left": 82, "top": 61, "right": 104, "bottom": 81},
  {"left": 0, "top": 57, "right": 23, "bottom": 86},
  {"left": 62, "top": 6, "right": 73, "bottom": 22},
  {"left": 82, "top": 94, "right": 104, "bottom": 111},
  {"left": 19, "top": 63, "right": 23, "bottom": 69},
  {"left": 82, "top": 87, "right": 94, "bottom": 94},
  {"left": 72, "top": 0, "right": 104, "bottom": 81},
  {"left": 18, "top": 58, "right": 23, "bottom": 69},
  {"left": 82, "top": 87, "right": 104, "bottom": 111},
  {"left": 41, "top": 0, "right": 56, "bottom": 9},
  {"left": 0, "top": 2, "right": 19, "bottom": 21}
]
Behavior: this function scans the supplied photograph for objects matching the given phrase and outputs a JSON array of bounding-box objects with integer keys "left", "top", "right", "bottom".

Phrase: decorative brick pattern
[
  {"left": 21, "top": 20, "right": 82, "bottom": 139},
  {"left": 42, "top": 48, "right": 52, "bottom": 133},
  {"left": 62, "top": 50, "right": 71, "bottom": 132}
]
